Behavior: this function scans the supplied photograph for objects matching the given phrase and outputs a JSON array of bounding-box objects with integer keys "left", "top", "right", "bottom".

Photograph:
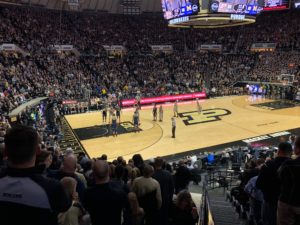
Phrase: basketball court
[{"left": 64, "top": 95, "right": 300, "bottom": 160}]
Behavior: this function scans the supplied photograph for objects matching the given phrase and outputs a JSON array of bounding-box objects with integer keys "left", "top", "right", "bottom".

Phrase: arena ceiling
[{"left": 0, "top": 0, "right": 163, "bottom": 13}]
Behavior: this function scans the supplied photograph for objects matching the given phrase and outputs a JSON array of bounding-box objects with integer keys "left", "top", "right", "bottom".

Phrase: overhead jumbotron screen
[
  {"left": 210, "top": 0, "right": 264, "bottom": 15},
  {"left": 263, "top": 0, "right": 290, "bottom": 10},
  {"left": 161, "top": 0, "right": 200, "bottom": 20}
]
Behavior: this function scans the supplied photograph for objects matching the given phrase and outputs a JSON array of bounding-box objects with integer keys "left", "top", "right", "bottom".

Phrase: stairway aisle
[
  {"left": 59, "top": 117, "right": 85, "bottom": 154},
  {"left": 208, "top": 188, "right": 244, "bottom": 225}
]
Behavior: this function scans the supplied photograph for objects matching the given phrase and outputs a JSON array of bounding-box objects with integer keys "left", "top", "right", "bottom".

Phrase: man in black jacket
[
  {"left": 174, "top": 160, "right": 191, "bottom": 194},
  {"left": 256, "top": 142, "right": 292, "bottom": 225},
  {"left": 82, "top": 160, "right": 130, "bottom": 225},
  {"left": 0, "top": 126, "right": 72, "bottom": 225},
  {"left": 277, "top": 137, "right": 300, "bottom": 225},
  {"left": 153, "top": 157, "right": 174, "bottom": 225}
]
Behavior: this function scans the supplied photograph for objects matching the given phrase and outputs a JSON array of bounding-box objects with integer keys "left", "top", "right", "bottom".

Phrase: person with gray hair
[{"left": 82, "top": 160, "right": 129, "bottom": 225}]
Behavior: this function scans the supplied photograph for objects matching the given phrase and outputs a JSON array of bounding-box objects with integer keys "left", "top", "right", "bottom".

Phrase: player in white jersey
[
  {"left": 196, "top": 99, "right": 202, "bottom": 114},
  {"left": 159, "top": 105, "right": 163, "bottom": 122},
  {"left": 173, "top": 101, "right": 179, "bottom": 117}
]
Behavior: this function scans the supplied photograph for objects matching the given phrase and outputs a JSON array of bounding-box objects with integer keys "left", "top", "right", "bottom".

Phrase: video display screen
[
  {"left": 263, "top": 0, "right": 289, "bottom": 10},
  {"left": 295, "top": 0, "right": 300, "bottom": 8},
  {"left": 210, "top": 0, "right": 264, "bottom": 15},
  {"left": 161, "top": 0, "right": 200, "bottom": 20},
  {"left": 248, "top": 85, "right": 266, "bottom": 94}
]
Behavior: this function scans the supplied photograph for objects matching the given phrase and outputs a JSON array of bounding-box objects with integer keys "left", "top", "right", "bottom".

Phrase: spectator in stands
[
  {"left": 132, "top": 164, "right": 162, "bottom": 225},
  {"left": 48, "top": 153, "right": 86, "bottom": 200},
  {"left": 132, "top": 154, "right": 145, "bottom": 175},
  {"left": 82, "top": 160, "right": 130, "bottom": 225},
  {"left": 111, "top": 165, "right": 130, "bottom": 194},
  {"left": 0, "top": 125, "right": 71, "bottom": 225},
  {"left": 153, "top": 157, "right": 175, "bottom": 225},
  {"left": 36, "top": 150, "right": 53, "bottom": 176},
  {"left": 174, "top": 160, "right": 191, "bottom": 194},
  {"left": 277, "top": 137, "right": 300, "bottom": 225},
  {"left": 256, "top": 142, "right": 293, "bottom": 225},
  {"left": 240, "top": 158, "right": 265, "bottom": 187},
  {"left": 245, "top": 175, "right": 264, "bottom": 225},
  {"left": 128, "top": 192, "right": 144, "bottom": 225},
  {"left": 58, "top": 177, "right": 84, "bottom": 225},
  {"left": 170, "top": 190, "right": 199, "bottom": 225}
]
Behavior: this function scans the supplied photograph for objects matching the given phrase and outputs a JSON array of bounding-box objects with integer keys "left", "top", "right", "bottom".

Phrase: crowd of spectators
[
  {"left": 1, "top": 5, "right": 300, "bottom": 116},
  {"left": 0, "top": 4, "right": 300, "bottom": 225},
  {"left": 0, "top": 125, "right": 203, "bottom": 225},
  {"left": 227, "top": 136, "right": 300, "bottom": 225}
]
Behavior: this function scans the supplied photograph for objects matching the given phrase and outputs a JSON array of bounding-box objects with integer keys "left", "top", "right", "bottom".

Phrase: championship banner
[{"left": 121, "top": 92, "right": 206, "bottom": 107}]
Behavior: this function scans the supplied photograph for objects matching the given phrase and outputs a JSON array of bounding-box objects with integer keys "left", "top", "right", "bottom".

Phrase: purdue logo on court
[{"left": 178, "top": 108, "right": 231, "bottom": 126}]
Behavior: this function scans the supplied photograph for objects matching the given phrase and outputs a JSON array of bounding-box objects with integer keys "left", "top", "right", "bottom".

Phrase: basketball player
[
  {"left": 153, "top": 104, "right": 157, "bottom": 121},
  {"left": 173, "top": 100, "right": 179, "bottom": 117},
  {"left": 111, "top": 113, "right": 118, "bottom": 137},
  {"left": 116, "top": 105, "right": 121, "bottom": 123},
  {"left": 171, "top": 117, "right": 176, "bottom": 138},
  {"left": 108, "top": 106, "right": 114, "bottom": 122},
  {"left": 136, "top": 95, "right": 141, "bottom": 110},
  {"left": 102, "top": 107, "right": 107, "bottom": 123},
  {"left": 196, "top": 99, "right": 202, "bottom": 114},
  {"left": 133, "top": 110, "right": 140, "bottom": 133},
  {"left": 159, "top": 105, "right": 163, "bottom": 122}
]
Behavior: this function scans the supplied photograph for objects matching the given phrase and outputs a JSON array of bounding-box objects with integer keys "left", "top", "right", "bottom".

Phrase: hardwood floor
[{"left": 65, "top": 96, "right": 300, "bottom": 160}]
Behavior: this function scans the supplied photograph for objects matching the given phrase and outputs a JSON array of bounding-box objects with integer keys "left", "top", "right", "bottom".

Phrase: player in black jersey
[
  {"left": 153, "top": 104, "right": 157, "bottom": 121},
  {"left": 102, "top": 108, "right": 107, "bottom": 123},
  {"left": 116, "top": 106, "right": 121, "bottom": 123}
]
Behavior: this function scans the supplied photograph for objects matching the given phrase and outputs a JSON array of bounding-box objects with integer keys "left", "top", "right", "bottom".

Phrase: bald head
[
  {"left": 93, "top": 160, "right": 109, "bottom": 183},
  {"left": 62, "top": 154, "right": 77, "bottom": 173}
]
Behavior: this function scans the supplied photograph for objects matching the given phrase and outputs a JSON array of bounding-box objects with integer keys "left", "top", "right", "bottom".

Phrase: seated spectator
[
  {"left": 170, "top": 190, "right": 199, "bottom": 225},
  {"left": 277, "top": 137, "right": 300, "bottom": 225},
  {"left": 82, "top": 160, "right": 130, "bottom": 225},
  {"left": 0, "top": 125, "right": 71, "bottom": 225},
  {"left": 245, "top": 175, "right": 264, "bottom": 225},
  {"left": 58, "top": 177, "right": 84, "bottom": 225}
]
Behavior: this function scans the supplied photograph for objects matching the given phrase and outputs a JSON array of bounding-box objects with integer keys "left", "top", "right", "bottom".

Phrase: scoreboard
[
  {"left": 161, "top": 0, "right": 200, "bottom": 20},
  {"left": 263, "top": 0, "right": 290, "bottom": 10}
]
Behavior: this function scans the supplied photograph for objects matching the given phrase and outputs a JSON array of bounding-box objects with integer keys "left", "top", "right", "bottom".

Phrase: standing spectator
[
  {"left": 128, "top": 192, "right": 144, "bottom": 225},
  {"left": 48, "top": 154, "right": 86, "bottom": 200},
  {"left": 132, "top": 164, "right": 162, "bottom": 225},
  {"left": 132, "top": 154, "right": 145, "bottom": 175},
  {"left": 0, "top": 126, "right": 71, "bottom": 225},
  {"left": 256, "top": 142, "right": 292, "bottom": 225},
  {"left": 82, "top": 160, "right": 129, "bottom": 225},
  {"left": 153, "top": 157, "right": 174, "bottom": 225},
  {"left": 277, "top": 137, "right": 300, "bottom": 225},
  {"left": 174, "top": 160, "right": 191, "bottom": 194},
  {"left": 58, "top": 177, "right": 84, "bottom": 225}
]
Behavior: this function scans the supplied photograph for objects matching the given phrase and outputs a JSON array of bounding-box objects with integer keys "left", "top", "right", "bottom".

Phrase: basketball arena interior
[{"left": 1, "top": 0, "right": 300, "bottom": 225}]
